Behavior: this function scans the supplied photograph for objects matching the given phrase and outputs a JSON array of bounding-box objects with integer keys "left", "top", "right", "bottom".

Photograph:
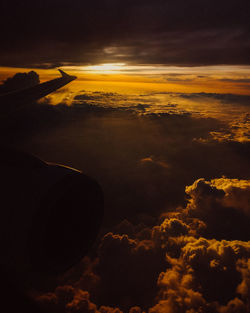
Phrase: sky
[
  {"left": 1, "top": 0, "right": 250, "bottom": 68},
  {"left": 0, "top": 1, "right": 250, "bottom": 313}
]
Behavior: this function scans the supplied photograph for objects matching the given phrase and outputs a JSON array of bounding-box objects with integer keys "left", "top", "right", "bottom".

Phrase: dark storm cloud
[{"left": 1, "top": 0, "right": 250, "bottom": 67}]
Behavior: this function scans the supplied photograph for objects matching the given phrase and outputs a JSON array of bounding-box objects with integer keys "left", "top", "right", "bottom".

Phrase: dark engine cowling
[{"left": 0, "top": 147, "right": 103, "bottom": 283}]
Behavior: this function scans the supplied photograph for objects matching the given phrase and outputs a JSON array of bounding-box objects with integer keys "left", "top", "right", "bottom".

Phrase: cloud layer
[{"left": 1, "top": 71, "right": 249, "bottom": 312}]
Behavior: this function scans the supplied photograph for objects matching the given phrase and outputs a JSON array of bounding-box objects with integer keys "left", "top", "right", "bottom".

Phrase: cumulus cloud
[
  {"left": 185, "top": 178, "right": 250, "bottom": 240},
  {"left": 34, "top": 177, "right": 250, "bottom": 313},
  {"left": 148, "top": 178, "right": 250, "bottom": 312},
  {"left": 36, "top": 286, "right": 97, "bottom": 313},
  {"left": 96, "top": 232, "right": 167, "bottom": 310},
  {"left": 0, "top": 71, "right": 40, "bottom": 94},
  {"left": 149, "top": 237, "right": 250, "bottom": 313}
]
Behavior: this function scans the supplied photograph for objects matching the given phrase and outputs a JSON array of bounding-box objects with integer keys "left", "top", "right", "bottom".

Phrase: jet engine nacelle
[{"left": 0, "top": 147, "right": 103, "bottom": 284}]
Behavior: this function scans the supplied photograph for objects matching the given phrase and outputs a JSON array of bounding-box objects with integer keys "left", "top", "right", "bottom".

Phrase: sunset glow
[
  {"left": 1, "top": 0, "right": 250, "bottom": 311},
  {"left": 2, "top": 64, "right": 250, "bottom": 96},
  {"left": 80, "top": 63, "right": 126, "bottom": 73}
]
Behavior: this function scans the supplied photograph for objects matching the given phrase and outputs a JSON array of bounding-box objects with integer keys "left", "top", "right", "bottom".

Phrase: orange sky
[{"left": 1, "top": 64, "right": 250, "bottom": 95}]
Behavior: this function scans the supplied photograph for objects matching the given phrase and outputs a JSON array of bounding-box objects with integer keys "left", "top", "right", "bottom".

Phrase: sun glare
[
  {"left": 80, "top": 63, "right": 126, "bottom": 73},
  {"left": 81, "top": 63, "right": 126, "bottom": 74}
]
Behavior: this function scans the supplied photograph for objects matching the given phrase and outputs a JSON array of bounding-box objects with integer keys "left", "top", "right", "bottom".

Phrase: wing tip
[
  {"left": 58, "top": 69, "right": 69, "bottom": 77},
  {"left": 58, "top": 69, "right": 77, "bottom": 80}
]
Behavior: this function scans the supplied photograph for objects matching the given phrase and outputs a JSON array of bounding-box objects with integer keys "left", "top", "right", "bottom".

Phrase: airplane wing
[
  {"left": 58, "top": 69, "right": 71, "bottom": 78},
  {"left": 0, "top": 69, "right": 77, "bottom": 114}
]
